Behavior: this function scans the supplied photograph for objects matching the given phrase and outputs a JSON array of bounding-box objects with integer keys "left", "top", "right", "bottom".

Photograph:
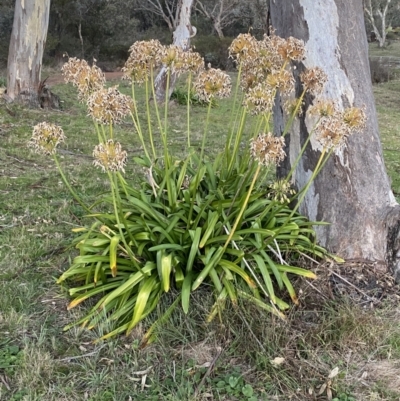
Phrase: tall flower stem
[
  {"left": 223, "top": 164, "right": 261, "bottom": 248},
  {"left": 199, "top": 99, "right": 213, "bottom": 163},
  {"left": 150, "top": 66, "right": 164, "bottom": 152},
  {"left": 224, "top": 62, "right": 243, "bottom": 158},
  {"left": 145, "top": 78, "right": 157, "bottom": 160},
  {"left": 226, "top": 107, "right": 247, "bottom": 177},
  {"left": 53, "top": 155, "right": 92, "bottom": 214},
  {"left": 282, "top": 89, "right": 306, "bottom": 138},
  {"left": 285, "top": 118, "right": 321, "bottom": 183},
  {"left": 186, "top": 73, "right": 193, "bottom": 149},
  {"left": 130, "top": 83, "right": 150, "bottom": 160},
  {"left": 280, "top": 148, "right": 331, "bottom": 230},
  {"left": 108, "top": 172, "right": 142, "bottom": 270}
]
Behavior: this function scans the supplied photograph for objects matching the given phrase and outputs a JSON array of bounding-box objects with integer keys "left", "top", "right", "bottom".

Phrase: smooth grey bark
[
  {"left": 154, "top": 0, "right": 195, "bottom": 103},
  {"left": 7, "top": 0, "right": 50, "bottom": 107},
  {"left": 270, "top": 0, "right": 400, "bottom": 274}
]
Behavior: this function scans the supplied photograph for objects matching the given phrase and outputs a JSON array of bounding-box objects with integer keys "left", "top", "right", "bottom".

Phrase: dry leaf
[
  {"left": 317, "top": 382, "right": 327, "bottom": 395},
  {"left": 270, "top": 357, "right": 285, "bottom": 367},
  {"left": 328, "top": 366, "right": 339, "bottom": 379}
]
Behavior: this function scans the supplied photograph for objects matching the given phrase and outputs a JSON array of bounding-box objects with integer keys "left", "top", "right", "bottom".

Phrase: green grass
[
  {"left": 373, "top": 80, "right": 400, "bottom": 198},
  {"left": 1, "top": 75, "right": 400, "bottom": 400},
  {"left": 369, "top": 40, "right": 400, "bottom": 57}
]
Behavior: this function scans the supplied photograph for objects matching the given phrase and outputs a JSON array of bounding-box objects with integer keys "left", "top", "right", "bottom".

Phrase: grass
[
  {"left": 369, "top": 40, "right": 400, "bottom": 58},
  {"left": 1, "top": 73, "right": 400, "bottom": 401}
]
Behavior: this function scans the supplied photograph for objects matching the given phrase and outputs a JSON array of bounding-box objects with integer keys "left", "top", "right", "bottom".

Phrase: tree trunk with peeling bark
[
  {"left": 270, "top": 0, "right": 400, "bottom": 277},
  {"left": 7, "top": 0, "right": 50, "bottom": 107},
  {"left": 154, "top": 0, "right": 195, "bottom": 103}
]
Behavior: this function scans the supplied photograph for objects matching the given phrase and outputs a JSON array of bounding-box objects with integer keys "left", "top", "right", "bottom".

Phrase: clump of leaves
[
  {"left": 0, "top": 341, "right": 21, "bottom": 376},
  {"left": 171, "top": 86, "right": 215, "bottom": 106},
  {"left": 29, "top": 33, "right": 364, "bottom": 341}
]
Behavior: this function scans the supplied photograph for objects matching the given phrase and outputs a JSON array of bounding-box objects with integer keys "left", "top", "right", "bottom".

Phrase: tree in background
[
  {"left": 154, "top": 0, "right": 196, "bottom": 102},
  {"left": 0, "top": 0, "right": 14, "bottom": 68},
  {"left": 270, "top": 0, "right": 400, "bottom": 274},
  {"left": 49, "top": 0, "right": 138, "bottom": 62},
  {"left": 135, "top": 0, "right": 182, "bottom": 32},
  {"left": 195, "top": 0, "right": 242, "bottom": 39},
  {"left": 364, "top": 0, "right": 400, "bottom": 47},
  {"left": 7, "top": 0, "right": 50, "bottom": 106}
]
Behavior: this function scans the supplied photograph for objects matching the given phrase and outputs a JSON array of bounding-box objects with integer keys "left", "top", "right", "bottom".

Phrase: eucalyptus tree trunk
[
  {"left": 154, "top": 0, "right": 195, "bottom": 103},
  {"left": 270, "top": 0, "right": 400, "bottom": 275},
  {"left": 7, "top": 0, "right": 50, "bottom": 107}
]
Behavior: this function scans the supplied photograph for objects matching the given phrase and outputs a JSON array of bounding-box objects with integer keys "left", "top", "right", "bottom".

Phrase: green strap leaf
[
  {"left": 186, "top": 227, "right": 202, "bottom": 272},
  {"left": 127, "top": 275, "right": 158, "bottom": 333}
]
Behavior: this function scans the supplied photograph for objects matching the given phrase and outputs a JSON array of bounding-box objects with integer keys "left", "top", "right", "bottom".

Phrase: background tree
[
  {"left": 194, "top": 0, "right": 242, "bottom": 39},
  {"left": 270, "top": 0, "right": 400, "bottom": 274},
  {"left": 154, "top": 0, "right": 196, "bottom": 102},
  {"left": 7, "top": 0, "right": 50, "bottom": 106},
  {"left": 0, "top": 0, "right": 15, "bottom": 68},
  {"left": 135, "top": 0, "right": 182, "bottom": 32},
  {"left": 364, "top": 0, "right": 400, "bottom": 47}
]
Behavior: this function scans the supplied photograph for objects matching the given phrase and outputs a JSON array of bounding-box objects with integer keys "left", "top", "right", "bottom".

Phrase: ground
[{"left": 1, "top": 58, "right": 400, "bottom": 400}]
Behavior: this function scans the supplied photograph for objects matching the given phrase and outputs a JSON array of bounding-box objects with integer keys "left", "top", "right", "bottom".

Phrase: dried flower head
[
  {"left": 266, "top": 70, "right": 295, "bottom": 95},
  {"left": 314, "top": 115, "right": 349, "bottom": 150},
  {"left": 261, "top": 34, "right": 286, "bottom": 69},
  {"left": 240, "top": 71, "right": 259, "bottom": 91},
  {"left": 122, "top": 39, "right": 163, "bottom": 83},
  {"left": 268, "top": 179, "right": 296, "bottom": 204},
  {"left": 62, "top": 57, "right": 105, "bottom": 101},
  {"left": 229, "top": 33, "right": 258, "bottom": 64},
  {"left": 183, "top": 50, "right": 204, "bottom": 74},
  {"left": 342, "top": 106, "right": 367, "bottom": 133},
  {"left": 244, "top": 83, "right": 274, "bottom": 115},
  {"left": 193, "top": 67, "right": 231, "bottom": 103},
  {"left": 93, "top": 139, "right": 127, "bottom": 173},
  {"left": 283, "top": 97, "right": 304, "bottom": 116},
  {"left": 250, "top": 133, "right": 286, "bottom": 166},
  {"left": 87, "top": 86, "right": 133, "bottom": 125},
  {"left": 300, "top": 67, "right": 328, "bottom": 96},
  {"left": 29, "top": 122, "right": 66, "bottom": 155},
  {"left": 277, "top": 36, "right": 306, "bottom": 62},
  {"left": 159, "top": 44, "right": 186, "bottom": 74},
  {"left": 308, "top": 99, "right": 338, "bottom": 117}
]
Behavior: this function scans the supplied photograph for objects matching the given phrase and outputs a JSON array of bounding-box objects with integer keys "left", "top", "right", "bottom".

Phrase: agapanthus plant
[{"left": 29, "top": 32, "right": 366, "bottom": 342}]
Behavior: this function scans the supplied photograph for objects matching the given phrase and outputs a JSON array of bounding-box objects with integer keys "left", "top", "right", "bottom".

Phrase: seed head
[
  {"left": 159, "top": 44, "right": 186, "bottom": 74},
  {"left": 314, "top": 115, "right": 349, "bottom": 150},
  {"left": 29, "top": 122, "right": 66, "bottom": 155},
  {"left": 122, "top": 40, "right": 163, "bottom": 83},
  {"left": 268, "top": 179, "right": 296, "bottom": 204},
  {"left": 300, "top": 67, "right": 328, "bottom": 96},
  {"left": 87, "top": 86, "right": 133, "bottom": 125},
  {"left": 62, "top": 57, "right": 105, "bottom": 101},
  {"left": 342, "top": 106, "right": 367, "bottom": 133},
  {"left": 250, "top": 133, "right": 286, "bottom": 166},
  {"left": 266, "top": 70, "right": 295, "bottom": 95},
  {"left": 183, "top": 50, "right": 204, "bottom": 74},
  {"left": 308, "top": 99, "right": 338, "bottom": 118},
  {"left": 229, "top": 33, "right": 258, "bottom": 64},
  {"left": 244, "top": 83, "right": 274, "bottom": 115},
  {"left": 193, "top": 67, "right": 231, "bottom": 103},
  {"left": 93, "top": 139, "right": 127, "bottom": 173},
  {"left": 277, "top": 36, "right": 306, "bottom": 62},
  {"left": 283, "top": 97, "right": 304, "bottom": 117}
]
